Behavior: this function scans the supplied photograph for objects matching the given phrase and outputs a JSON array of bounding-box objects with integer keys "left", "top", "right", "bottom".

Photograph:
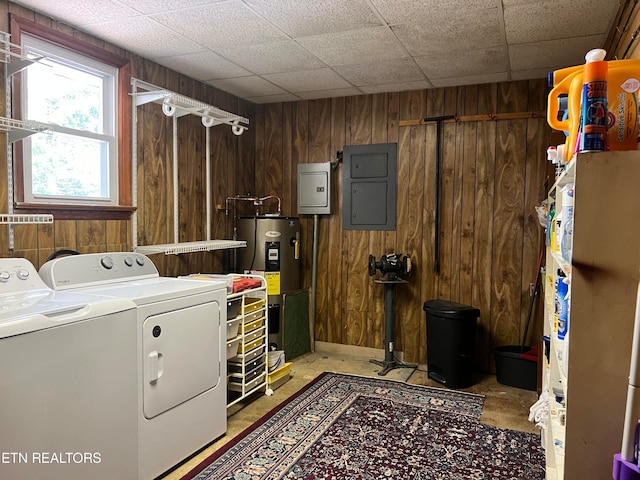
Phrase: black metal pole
[
  {"left": 422, "top": 115, "right": 455, "bottom": 274},
  {"left": 384, "top": 283, "right": 395, "bottom": 363}
]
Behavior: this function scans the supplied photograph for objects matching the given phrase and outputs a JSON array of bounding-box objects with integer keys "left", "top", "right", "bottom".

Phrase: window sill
[{"left": 14, "top": 203, "right": 136, "bottom": 221}]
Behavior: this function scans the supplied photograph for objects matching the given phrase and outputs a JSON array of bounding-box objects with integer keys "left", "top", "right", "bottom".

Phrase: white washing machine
[
  {"left": 39, "top": 252, "right": 228, "bottom": 480},
  {"left": 0, "top": 258, "right": 138, "bottom": 480}
]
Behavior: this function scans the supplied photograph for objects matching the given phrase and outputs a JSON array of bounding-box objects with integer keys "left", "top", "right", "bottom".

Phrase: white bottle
[{"left": 560, "top": 185, "right": 575, "bottom": 261}]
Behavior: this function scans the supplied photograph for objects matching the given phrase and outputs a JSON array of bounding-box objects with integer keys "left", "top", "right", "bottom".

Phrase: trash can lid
[{"left": 423, "top": 299, "right": 480, "bottom": 318}]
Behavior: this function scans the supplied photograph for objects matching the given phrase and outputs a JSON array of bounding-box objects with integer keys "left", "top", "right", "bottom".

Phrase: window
[
  {"left": 10, "top": 15, "right": 133, "bottom": 219},
  {"left": 22, "top": 35, "right": 117, "bottom": 204}
]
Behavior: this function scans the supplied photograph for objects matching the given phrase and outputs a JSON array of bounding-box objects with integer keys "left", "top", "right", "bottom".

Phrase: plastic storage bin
[
  {"left": 423, "top": 299, "right": 480, "bottom": 389},
  {"left": 494, "top": 345, "right": 537, "bottom": 391},
  {"left": 227, "top": 297, "right": 241, "bottom": 319},
  {"left": 226, "top": 316, "right": 241, "bottom": 340}
]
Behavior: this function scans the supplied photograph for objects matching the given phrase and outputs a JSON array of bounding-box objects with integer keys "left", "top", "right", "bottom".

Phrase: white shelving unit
[
  {"left": 0, "top": 31, "right": 52, "bottom": 249},
  {"left": 223, "top": 274, "right": 270, "bottom": 407},
  {"left": 135, "top": 240, "right": 245, "bottom": 256},
  {"left": 0, "top": 214, "right": 53, "bottom": 225},
  {"left": 542, "top": 150, "right": 640, "bottom": 479},
  {"left": 130, "top": 78, "right": 248, "bottom": 256}
]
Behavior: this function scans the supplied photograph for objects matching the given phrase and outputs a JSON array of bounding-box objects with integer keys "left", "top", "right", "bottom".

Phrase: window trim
[{"left": 10, "top": 14, "right": 134, "bottom": 220}]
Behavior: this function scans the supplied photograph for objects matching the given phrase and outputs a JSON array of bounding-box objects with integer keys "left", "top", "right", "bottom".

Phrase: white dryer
[
  {"left": 0, "top": 258, "right": 138, "bottom": 480},
  {"left": 39, "top": 252, "right": 228, "bottom": 480}
]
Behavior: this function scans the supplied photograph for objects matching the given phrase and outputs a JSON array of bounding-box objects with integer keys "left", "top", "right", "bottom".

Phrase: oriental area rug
[{"left": 183, "top": 372, "right": 544, "bottom": 480}]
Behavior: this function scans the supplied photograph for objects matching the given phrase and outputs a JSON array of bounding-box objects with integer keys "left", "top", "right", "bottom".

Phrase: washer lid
[
  {"left": 0, "top": 290, "right": 135, "bottom": 338},
  {"left": 66, "top": 277, "right": 227, "bottom": 305}
]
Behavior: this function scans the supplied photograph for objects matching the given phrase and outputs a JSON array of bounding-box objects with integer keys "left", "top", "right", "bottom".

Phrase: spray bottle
[{"left": 579, "top": 49, "right": 608, "bottom": 153}]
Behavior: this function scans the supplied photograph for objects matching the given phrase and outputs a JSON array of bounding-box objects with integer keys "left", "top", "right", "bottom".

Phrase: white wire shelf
[
  {"left": 131, "top": 79, "right": 249, "bottom": 135},
  {"left": 0, "top": 214, "right": 54, "bottom": 225},
  {"left": 0, "top": 116, "right": 52, "bottom": 143},
  {"left": 0, "top": 30, "right": 45, "bottom": 75},
  {"left": 134, "top": 240, "right": 247, "bottom": 255}
]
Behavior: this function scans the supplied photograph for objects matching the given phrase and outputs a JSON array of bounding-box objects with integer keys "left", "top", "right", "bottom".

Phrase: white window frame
[{"left": 20, "top": 34, "right": 119, "bottom": 206}]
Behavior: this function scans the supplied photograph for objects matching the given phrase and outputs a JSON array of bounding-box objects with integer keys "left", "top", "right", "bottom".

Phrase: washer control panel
[
  {"left": 38, "top": 252, "right": 158, "bottom": 290},
  {"left": 0, "top": 258, "right": 49, "bottom": 294}
]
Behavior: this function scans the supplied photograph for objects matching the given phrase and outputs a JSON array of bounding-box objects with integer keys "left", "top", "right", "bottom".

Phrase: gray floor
[{"left": 161, "top": 344, "right": 540, "bottom": 479}]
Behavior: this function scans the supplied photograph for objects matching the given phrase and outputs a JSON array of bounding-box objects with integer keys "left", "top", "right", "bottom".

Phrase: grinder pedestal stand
[{"left": 370, "top": 277, "right": 417, "bottom": 376}]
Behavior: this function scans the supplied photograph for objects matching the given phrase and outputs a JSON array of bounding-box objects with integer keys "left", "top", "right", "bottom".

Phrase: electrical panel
[
  {"left": 342, "top": 143, "right": 397, "bottom": 231},
  {"left": 297, "top": 162, "right": 332, "bottom": 215}
]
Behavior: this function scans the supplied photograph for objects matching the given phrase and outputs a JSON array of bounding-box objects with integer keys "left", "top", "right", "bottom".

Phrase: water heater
[{"left": 236, "top": 216, "right": 301, "bottom": 349}]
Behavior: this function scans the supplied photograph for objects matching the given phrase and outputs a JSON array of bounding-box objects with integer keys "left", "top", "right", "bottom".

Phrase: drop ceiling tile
[
  {"left": 431, "top": 72, "right": 508, "bottom": 88},
  {"left": 207, "top": 76, "right": 286, "bottom": 98},
  {"left": 359, "top": 80, "right": 431, "bottom": 94},
  {"left": 297, "top": 26, "right": 407, "bottom": 66},
  {"left": 216, "top": 40, "right": 326, "bottom": 75},
  {"left": 296, "top": 88, "right": 363, "bottom": 100},
  {"left": 509, "top": 35, "right": 605, "bottom": 71},
  {"left": 391, "top": 8, "right": 503, "bottom": 56},
  {"left": 12, "top": 0, "right": 139, "bottom": 25},
  {"left": 415, "top": 46, "right": 508, "bottom": 80},
  {"left": 504, "top": 0, "right": 619, "bottom": 44},
  {"left": 244, "top": 0, "right": 382, "bottom": 37},
  {"left": 247, "top": 93, "right": 301, "bottom": 104},
  {"left": 263, "top": 68, "right": 352, "bottom": 92},
  {"left": 155, "top": 51, "right": 252, "bottom": 81},
  {"left": 334, "top": 58, "right": 425, "bottom": 86},
  {"left": 82, "top": 17, "right": 205, "bottom": 59},
  {"left": 370, "top": 0, "right": 496, "bottom": 25},
  {"left": 150, "top": 1, "right": 288, "bottom": 49},
  {"left": 117, "top": 0, "right": 225, "bottom": 15}
]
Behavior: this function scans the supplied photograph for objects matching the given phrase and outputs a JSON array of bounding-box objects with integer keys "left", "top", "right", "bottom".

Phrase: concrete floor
[{"left": 160, "top": 342, "right": 540, "bottom": 479}]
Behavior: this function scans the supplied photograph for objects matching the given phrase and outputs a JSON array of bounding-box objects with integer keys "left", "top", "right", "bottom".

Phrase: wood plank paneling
[
  {"left": 460, "top": 85, "right": 478, "bottom": 306},
  {"left": 472, "top": 83, "right": 497, "bottom": 371},
  {"left": 402, "top": 90, "right": 427, "bottom": 361},
  {"left": 328, "top": 97, "right": 346, "bottom": 344},
  {"left": 490, "top": 82, "right": 530, "bottom": 355},
  {"left": 395, "top": 91, "right": 413, "bottom": 355},
  {"left": 450, "top": 88, "right": 464, "bottom": 302},
  {"left": 437, "top": 87, "right": 459, "bottom": 301},
  {"left": 368, "top": 93, "right": 389, "bottom": 349},
  {"left": 252, "top": 80, "right": 549, "bottom": 367},
  {"left": 265, "top": 103, "right": 283, "bottom": 204},
  {"left": 344, "top": 95, "right": 372, "bottom": 348},
  {"left": 309, "top": 98, "right": 332, "bottom": 345}
]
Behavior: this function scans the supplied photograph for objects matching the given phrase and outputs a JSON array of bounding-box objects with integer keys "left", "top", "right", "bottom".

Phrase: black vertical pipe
[{"left": 425, "top": 115, "right": 455, "bottom": 274}]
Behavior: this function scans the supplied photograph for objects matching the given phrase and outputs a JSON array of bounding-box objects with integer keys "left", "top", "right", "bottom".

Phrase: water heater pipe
[
  {"left": 172, "top": 114, "right": 179, "bottom": 244},
  {"left": 224, "top": 195, "right": 282, "bottom": 218},
  {"left": 205, "top": 126, "right": 211, "bottom": 240},
  {"left": 310, "top": 213, "right": 318, "bottom": 352}
]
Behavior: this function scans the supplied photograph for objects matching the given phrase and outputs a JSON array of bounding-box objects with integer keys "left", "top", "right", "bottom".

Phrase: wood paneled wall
[
  {"left": 606, "top": 0, "right": 640, "bottom": 59},
  {"left": 0, "top": 2, "right": 255, "bottom": 275},
  {"left": 254, "top": 80, "right": 550, "bottom": 367}
]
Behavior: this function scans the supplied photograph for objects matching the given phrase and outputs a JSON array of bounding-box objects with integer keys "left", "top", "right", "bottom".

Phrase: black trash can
[{"left": 423, "top": 299, "right": 480, "bottom": 389}]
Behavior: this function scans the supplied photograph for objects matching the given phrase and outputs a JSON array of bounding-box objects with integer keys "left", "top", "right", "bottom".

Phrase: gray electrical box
[
  {"left": 342, "top": 143, "right": 397, "bottom": 231},
  {"left": 297, "top": 162, "right": 332, "bottom": 215}
]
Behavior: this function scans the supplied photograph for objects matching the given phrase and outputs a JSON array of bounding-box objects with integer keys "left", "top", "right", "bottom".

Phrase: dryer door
[{"left": 143, "top": 301, "right": 220, "bottom": 419}]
